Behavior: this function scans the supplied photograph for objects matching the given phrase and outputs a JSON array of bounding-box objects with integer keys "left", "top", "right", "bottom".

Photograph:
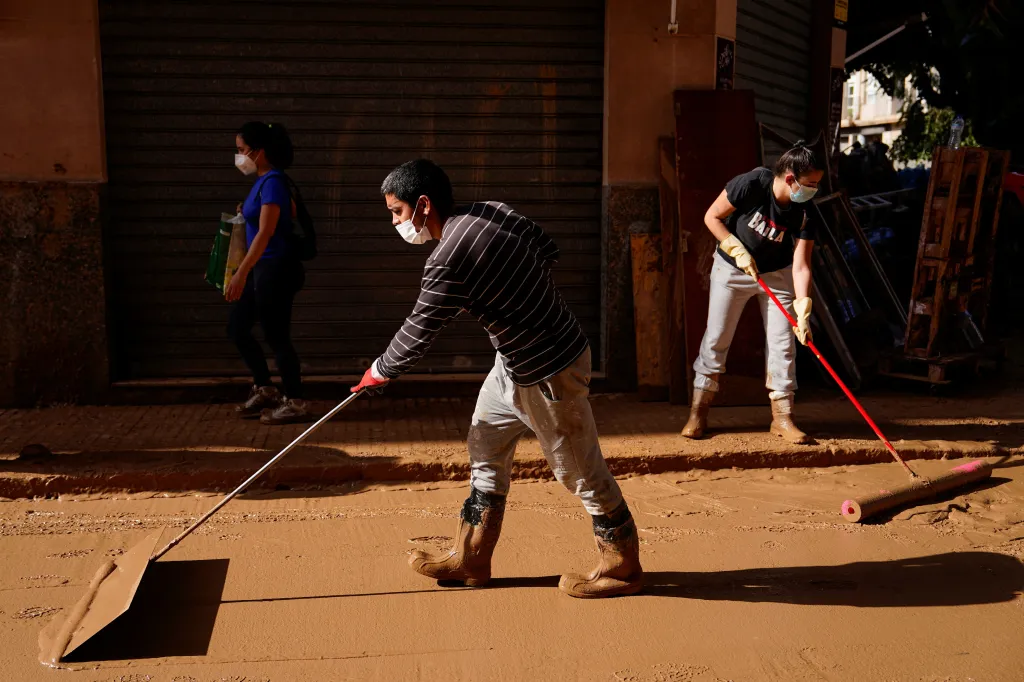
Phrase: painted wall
[
  {"left": 605, "top": 0, "right": 735, "bottom": 184},
  {"left": 601, "top": 0, "right": 736, "bottom": 389},
  {"left": 0, "top": 0, "right": 106, "bottom": 181},
  {"left": 0, "top": 0, "right": 108, "bottom": 406}
]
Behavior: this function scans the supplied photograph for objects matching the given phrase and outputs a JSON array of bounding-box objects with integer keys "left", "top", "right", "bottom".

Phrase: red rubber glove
[{"left": 351, "top": 366, "right": 389, "bottom": 395}]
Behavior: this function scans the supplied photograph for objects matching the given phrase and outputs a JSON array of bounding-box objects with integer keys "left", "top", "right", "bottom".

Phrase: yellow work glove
[
  {"left": 793, "top": 297, "right": 813, "bottom": 345},
  {"left": 720, "top": 234, "right": 758, "bottom": 279}
]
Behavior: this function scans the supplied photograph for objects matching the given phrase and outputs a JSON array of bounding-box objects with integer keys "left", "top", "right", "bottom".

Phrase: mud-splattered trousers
[
  {"left": 467, "top": 346, "right": 623, "bottom": 516},
  {"left": 693, "top": 251, "right": 798, "bottom": 400}
]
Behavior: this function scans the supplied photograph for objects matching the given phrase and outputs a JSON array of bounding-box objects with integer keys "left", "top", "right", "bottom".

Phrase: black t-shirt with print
[{"left": 716, "top": 167, "right": 816, "bottom": 274}]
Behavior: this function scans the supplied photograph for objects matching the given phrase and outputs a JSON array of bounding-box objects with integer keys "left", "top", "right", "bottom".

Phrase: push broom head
[{"left": 841, "top": 460, "right": 994, "bottom": 523}]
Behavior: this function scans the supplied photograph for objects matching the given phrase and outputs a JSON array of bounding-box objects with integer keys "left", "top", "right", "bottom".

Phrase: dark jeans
[{"left": 228, "top": 257, "right": 305, "bottom": 399}]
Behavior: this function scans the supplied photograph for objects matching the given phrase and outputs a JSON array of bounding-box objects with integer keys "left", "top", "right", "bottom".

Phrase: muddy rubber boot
[
  {"left": 559, "top": 502, "right": 644, "bottom": 599},
  {"left": 769, "top": 396, "right": 812, "bottom": 445},
  {"left": 260, "top": 398, "right": 313, "bottom": 425},
  {"left": 409, "top": 487, "right": 505, "bottom": 587},
  {"left": 236, "top": 385, "right": 282, "bottom": 419},
  {"left": 681, "top": 387, "right": 715, "bottom": 439}
]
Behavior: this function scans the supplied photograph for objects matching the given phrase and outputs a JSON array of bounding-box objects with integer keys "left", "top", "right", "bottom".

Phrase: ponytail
[
  {"left": 773, "top": 138, "right": 821, "bottom": 178},
  {"left": 238, "top": 121, "right": 294, "bottom": 170}
]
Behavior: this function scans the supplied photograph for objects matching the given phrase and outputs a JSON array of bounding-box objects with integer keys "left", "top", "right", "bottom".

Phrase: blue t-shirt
[{"left": 242, "top": 170, "right": 293, "bottom": 260}]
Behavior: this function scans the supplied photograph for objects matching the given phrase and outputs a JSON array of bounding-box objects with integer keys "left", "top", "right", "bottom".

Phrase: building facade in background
[
  {"left": 840, "top": 69, "right": 917, "bottom": 151},
  {"left": 0, "top": 0, "right": 846, "bottom": 407}
]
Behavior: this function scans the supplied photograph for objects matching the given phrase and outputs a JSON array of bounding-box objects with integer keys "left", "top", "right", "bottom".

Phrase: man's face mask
[
  {"left": 394, "top": 198, "right": 433, "bottom": 245},
  {"left": 789, "top": 177, "right": 818, "bottom": 203}
]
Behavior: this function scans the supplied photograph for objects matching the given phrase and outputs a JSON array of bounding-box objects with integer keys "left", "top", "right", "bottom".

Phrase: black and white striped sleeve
[
  {"left": 373, "top": 260, "right": 466, "bottom": 380},
  {"left": 532, "top": 221, "right": 559, "bottom": 264}
]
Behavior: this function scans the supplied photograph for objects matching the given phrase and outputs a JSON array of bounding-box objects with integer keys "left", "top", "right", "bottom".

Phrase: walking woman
[
  {"left": 681, "top": 143, "right": 823, "bottom": 443},
  {"left": 225, "top": 121, "right": 310, "bottom": 425}
]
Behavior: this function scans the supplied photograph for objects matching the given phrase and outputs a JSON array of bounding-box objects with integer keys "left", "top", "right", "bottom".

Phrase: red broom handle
[{"left": 757, "top": 278, "right": 918, "bottom": 479}]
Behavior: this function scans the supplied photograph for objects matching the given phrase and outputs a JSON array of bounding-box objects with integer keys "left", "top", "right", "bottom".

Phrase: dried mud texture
[
  {"left": 0, "top": 461, "right": 1022, "bottom": 681},
  {"left": 14, "top": 606, "right": 61, "bottom": 620}
]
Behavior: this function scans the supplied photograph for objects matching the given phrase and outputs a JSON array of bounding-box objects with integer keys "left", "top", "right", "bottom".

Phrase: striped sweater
[{"left": 374, "top": 201, "right": 588, "bottom": 386}]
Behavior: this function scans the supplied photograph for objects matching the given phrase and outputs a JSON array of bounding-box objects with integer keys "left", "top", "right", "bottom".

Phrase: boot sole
[
  {"left": 409, "top": 555, "right": 490, "bottom": 587},
  {"left": 412, "top": 567, "right": 489, "bottom": 587},
  {"left": 559, "top": 579, "right": 644, "bottom": 599},
  {"left": 769, "top": 424, "right": 813, "bottom": 445}
]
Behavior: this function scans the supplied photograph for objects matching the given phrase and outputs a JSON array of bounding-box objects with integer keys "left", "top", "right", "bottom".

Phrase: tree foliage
[
  {"left": 848, "top": 0, "right": 1023, "bottom": 161},
  {"left": 890, "top": 104, "right": 978, "bottom": 163}
]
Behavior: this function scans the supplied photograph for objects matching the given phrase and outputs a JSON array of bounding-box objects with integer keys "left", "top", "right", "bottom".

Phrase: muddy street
[{"left": 2, "top": 460, "right": 1023, "bottom": 681}]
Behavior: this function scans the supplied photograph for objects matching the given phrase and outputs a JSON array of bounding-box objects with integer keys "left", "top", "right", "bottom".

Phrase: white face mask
[
  {"left": 789, "top": 179, "right": 818, "bottom": 203},
  {"left": 394, "top": 199, "right": 433, "bottom": 245},
  {"left": 235, "top": 152, "right": 257, "bottom": 176}
]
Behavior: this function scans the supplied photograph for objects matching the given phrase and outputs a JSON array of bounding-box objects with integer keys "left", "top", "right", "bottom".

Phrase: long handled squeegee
[
  {"left": 39, "top": 391, "right": 364, "bottom": 667},
  {"left": 757, "top": 279, "right": 992, "bottom": 523}
]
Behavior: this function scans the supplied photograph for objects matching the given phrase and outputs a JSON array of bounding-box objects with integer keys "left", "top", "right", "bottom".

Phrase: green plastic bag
[{"left": 205, "top": 213, "right": 245, "bottom": 292}]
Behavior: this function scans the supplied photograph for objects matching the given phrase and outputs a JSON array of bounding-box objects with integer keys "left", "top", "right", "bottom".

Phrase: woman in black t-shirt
[{"left": 681, "top": 144, "right": 824, "bottom": 444}]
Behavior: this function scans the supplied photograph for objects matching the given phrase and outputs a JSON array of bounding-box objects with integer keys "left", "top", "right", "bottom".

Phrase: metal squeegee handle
[
  {"left": 152, "top": 390, "right": 364, "bottom": 561},
  {"left": 757, "top": 278, "right": 918, "bottom": 479}
]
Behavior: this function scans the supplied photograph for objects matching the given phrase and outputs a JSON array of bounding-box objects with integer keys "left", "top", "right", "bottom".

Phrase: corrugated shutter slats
[{"left": 99, "top": 0, "right": 605, "bottom": 379}]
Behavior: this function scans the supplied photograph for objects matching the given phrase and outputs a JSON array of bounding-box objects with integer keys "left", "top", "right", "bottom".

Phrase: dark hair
[
  {"left": 238, "top": 121, "right": 294, "bottom": 170},
  {"left": 773, "top": 140, "right": 821, "bottom": 179},
  {"left": 380, "top": 159, "right": 455, "bottom": 219}
]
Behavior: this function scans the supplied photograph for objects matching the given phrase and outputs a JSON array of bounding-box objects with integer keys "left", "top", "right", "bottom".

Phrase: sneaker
[
  {"left": 260, "top": 398, "right": 314, "bottom": 425},
  {"left": 235, "top": 385, "right": 282, "bottom": 419}
]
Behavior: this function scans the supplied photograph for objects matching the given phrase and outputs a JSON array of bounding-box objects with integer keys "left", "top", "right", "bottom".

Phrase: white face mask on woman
[
  {"left": 789, "top": 180, "right": 818, "bottom": 203},
  {"left": 234, "top": 151, "right": 258, "bottom": 176},
  {"left": 394, "top": 199, "right": 433, "bottom": 245}
]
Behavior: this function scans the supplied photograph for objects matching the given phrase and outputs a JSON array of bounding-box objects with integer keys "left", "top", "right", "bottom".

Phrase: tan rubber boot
[
  {"left": 559, "top": 503, "right": 644, "bottom": 599},
  {"left": 770, "top": 396, "right": 812, "bottom": 444},
  {"left": 409, "top": 488, "right": 505, "bottom": 587},
  {"left": 681, "top": 387, "right": 715, "bottom": 439}
]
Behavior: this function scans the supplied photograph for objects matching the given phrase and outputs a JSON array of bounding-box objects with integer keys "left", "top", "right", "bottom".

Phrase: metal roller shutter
[
  {"left": 734, "top": 0, "right": 813, "bottom": 161},
  {"left": 99, "top": 0, "right": 604, "bottom": 379}
]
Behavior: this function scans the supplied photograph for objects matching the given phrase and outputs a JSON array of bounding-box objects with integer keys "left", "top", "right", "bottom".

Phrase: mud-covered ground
[
  {"left": 1, "top": 458, "right": 1022, "bottom": 681},
  {"left": 3, "top": 391, "right": 1023, "bottom": 498}
]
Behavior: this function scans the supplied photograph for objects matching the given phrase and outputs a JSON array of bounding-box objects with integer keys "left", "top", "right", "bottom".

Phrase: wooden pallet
[
  {"left": 878, "top": 344, "right": 1003, "bottom": 386},
  {"left": 904, "top": 147, "right": 1010, "bottom": 357},
  {"left": 877, "top": 351, "right": 982, "bottom": 385}
]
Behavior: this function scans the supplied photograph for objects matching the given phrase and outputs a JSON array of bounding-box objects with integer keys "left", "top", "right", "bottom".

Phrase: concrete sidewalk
[{"left": 1, "top": 391, "right": 1022, "bottom": 498}]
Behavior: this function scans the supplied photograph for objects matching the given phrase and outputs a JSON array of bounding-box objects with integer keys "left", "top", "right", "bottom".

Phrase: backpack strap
[{"left": 254, "top": 171, "right": 279, "bottom": 203}]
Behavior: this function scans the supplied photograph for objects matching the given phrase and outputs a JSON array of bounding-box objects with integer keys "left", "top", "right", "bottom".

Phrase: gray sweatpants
[
  {"left": 467, "top": 346, "right": 623, "bottom": 516},
  {"left": 693, "top": 251, "right": 798, "bottom": 400}
]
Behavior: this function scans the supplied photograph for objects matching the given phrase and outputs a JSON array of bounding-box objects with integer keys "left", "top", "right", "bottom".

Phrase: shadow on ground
[
  {"left": 704, "top": 418, "right": 1024, "bottom": 449},
  {"left": 0, "top": 446, "right": 402, "bottom": 498},
  {"left": 225, "top": 551, "right": 1021, "bottom": 610},
  {"left": 803, "top": 422, "right": 1024, "bottom": 449},
  {"left": 644, "top": 551, "right": 1024, "bottom": 607},
  {"left": 65, "top": 559, "right": 228, "bottom": 662}
]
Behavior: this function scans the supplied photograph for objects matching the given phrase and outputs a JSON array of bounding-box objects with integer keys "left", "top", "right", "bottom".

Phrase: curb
[{"left": 0, "top": 440, "right": 1013, "bottom": 499}]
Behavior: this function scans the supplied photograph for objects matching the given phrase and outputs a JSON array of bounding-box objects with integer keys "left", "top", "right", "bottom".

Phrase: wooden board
[
  {"left": 630, "top": 232, "right": 670, "bottom": 401},
  {"left": 673, "top": 89, "right": 766, "bottom": 406},
  {"left": 658, "top": 136, "right": 688, "bottom": 404}
]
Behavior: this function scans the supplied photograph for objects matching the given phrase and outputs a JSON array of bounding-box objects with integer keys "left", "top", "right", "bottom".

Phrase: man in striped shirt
[{"left": 351, "top": 160, "right": 643, "bottom": 598}]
